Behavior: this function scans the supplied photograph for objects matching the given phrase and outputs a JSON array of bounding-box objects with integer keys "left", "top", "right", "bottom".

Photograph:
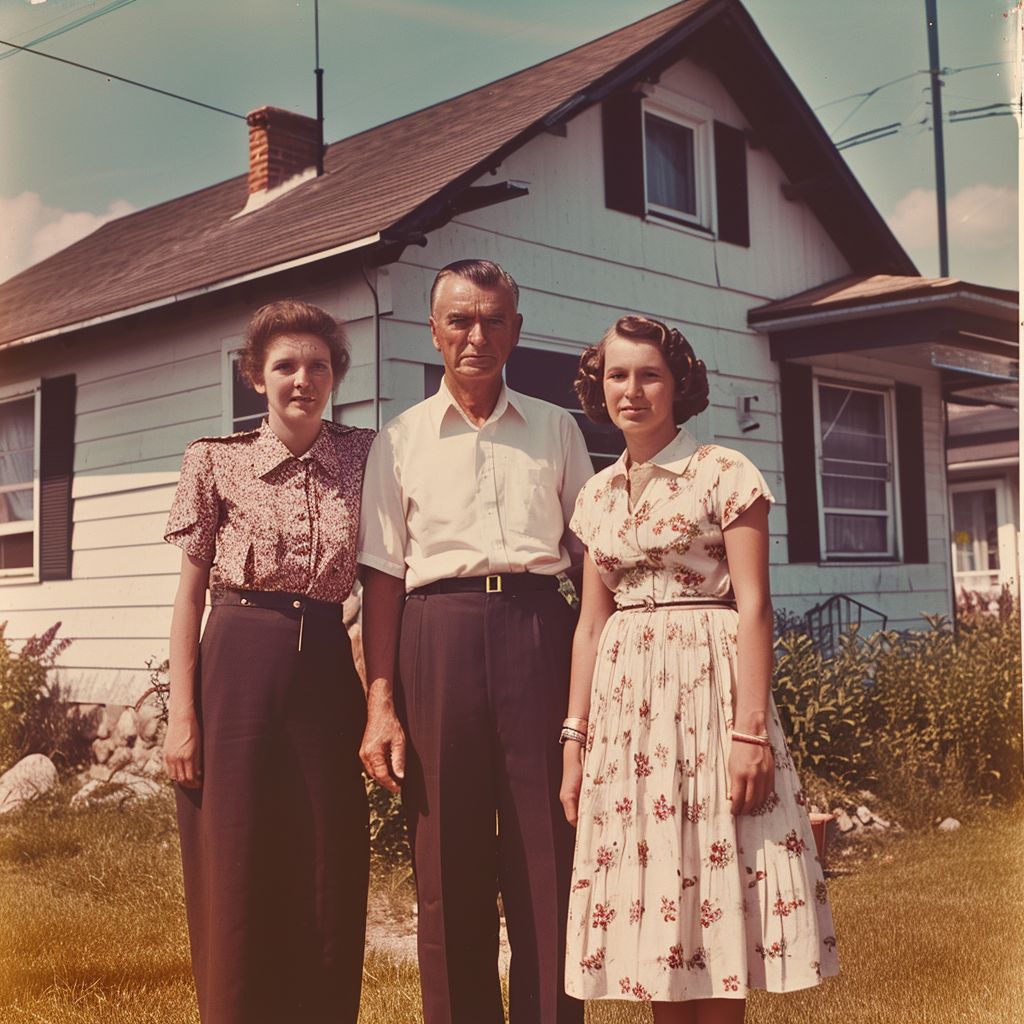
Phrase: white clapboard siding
[
  {"left": 76, "top": 352, "right": 222, "bottom": 414},
  {"left": 76, "top": 386, "right": 220, "bottom": 444},
  {"left": 73, "top": 543, "right": 181, "bottom": 579},
  {"left": 74, "top": 511, "right": 172, "bottom": 551},
  {"left": 74, "top": 483, "right": 180, "bottom": 523},
  {"left": 1, "top": 574, "right": 179, "bottom": 611},
  {"left": 75, "top": 417, "right": 221, "bottom": 473}
]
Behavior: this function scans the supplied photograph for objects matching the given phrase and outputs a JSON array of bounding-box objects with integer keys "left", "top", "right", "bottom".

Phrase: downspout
[{"left": 359, "top": 256, "right": 381, "bottom": 429}]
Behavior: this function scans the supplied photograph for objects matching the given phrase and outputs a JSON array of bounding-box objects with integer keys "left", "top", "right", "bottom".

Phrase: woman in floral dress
[{"left": 559, "top": 315, "right": 837, "bottom": 1022}]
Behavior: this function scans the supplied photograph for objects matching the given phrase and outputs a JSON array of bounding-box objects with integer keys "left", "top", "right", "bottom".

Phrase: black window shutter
[
  {"left": 778, "top": 362, "right": 820, "bottom": 562},
  {"left": 602, "top": 92, "right": 645, "bottom": 217},
  {"left": 39, "top": 374, "right": 76, "bottom": 580},
  {"left": 894, "top": 382, "right": 928, "bottom": 564},
  {"left": 714, "top": 121, "right": 749, "bottom": 247}
]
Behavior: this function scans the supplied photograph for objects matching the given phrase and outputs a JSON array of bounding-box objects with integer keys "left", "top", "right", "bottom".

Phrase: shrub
[
  {"left": 0, "top": 621, "right": 82, "bottom": 776},
  {"left": 772, "top": 603, "right": 1023, "bottom": 822},
  {"left": 366, "top": 779, "right": 409, "bottom": 864}
]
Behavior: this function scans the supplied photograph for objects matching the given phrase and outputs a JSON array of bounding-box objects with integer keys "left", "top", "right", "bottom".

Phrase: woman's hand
[
  {"left": 560, "top": 740, "right": 584, "bottom": 827},
  {"left": 164, "top": 709, "right": 203, "bottom": 788},
  {"left": 727, "top": 738, "right": 775, "bottom": 815}
]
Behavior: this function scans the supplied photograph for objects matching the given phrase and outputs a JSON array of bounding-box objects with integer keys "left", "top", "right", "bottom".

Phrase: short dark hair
[
  {"left": 429, "top": 259, "right": 519, "bottom": 313},
  {"left": 575, "top": 315, "right": 710, "bottom": 425},
  {"left": 238, "top": 299, "right": 350, "bottom": 388}
]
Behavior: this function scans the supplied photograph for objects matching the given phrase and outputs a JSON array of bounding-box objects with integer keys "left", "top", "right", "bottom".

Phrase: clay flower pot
[{"left": 808, "top": 812, "right": 834, "bottom": 866}]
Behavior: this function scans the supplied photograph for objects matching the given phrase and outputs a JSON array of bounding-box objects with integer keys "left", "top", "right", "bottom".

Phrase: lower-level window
[
  {"left": 950, "top": 482, "right": 1005, "bottom": 594},
  {"left": 0, "top": 392, "right": 37, "bottom": 572},
  {"left": 813, "top": 379, "right": 897, "bottom": 559}
]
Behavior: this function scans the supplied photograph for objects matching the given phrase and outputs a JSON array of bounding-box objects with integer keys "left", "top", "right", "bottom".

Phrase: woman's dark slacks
[
  {"left": 398, "top": 588, "right": 583, "bottom": 1024},
  {"left": 176, "top": 601, "right": 369, "bottom": 1024}
]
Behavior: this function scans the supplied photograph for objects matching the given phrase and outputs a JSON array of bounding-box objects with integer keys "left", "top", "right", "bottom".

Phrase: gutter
[
  {"left": 749, "top": 289, "right": 1020, "bottom": 333},
  {"left": 0, "top": 232, "right": 382, "bottom": 353}
]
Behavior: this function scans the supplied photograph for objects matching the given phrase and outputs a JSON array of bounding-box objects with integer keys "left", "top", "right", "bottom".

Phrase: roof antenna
[{"left": 314, "top": 0, "right": 324, "bottom": 176}]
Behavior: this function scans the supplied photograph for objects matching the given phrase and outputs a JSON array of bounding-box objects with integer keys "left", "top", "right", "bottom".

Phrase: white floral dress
[{"left": 565, "top": 429, "right": 838, "bottom": 1002}]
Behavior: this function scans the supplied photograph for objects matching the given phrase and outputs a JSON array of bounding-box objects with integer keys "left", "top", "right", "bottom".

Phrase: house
[{"left": 0, "top": 0, "right": 1017, "bottom": 704}]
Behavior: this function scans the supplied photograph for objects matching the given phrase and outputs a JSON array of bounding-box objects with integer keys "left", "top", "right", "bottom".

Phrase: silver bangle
[{"left": 559, "top": 727, "right": 587, "bottom": 745}]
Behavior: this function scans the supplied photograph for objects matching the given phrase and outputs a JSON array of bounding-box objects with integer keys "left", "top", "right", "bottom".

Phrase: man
[{"left": 357, "top": 260, "right": 592, "bottom": 1024}]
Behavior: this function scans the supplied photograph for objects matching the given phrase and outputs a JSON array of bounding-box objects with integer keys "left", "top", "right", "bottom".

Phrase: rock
[
  {"left": 95, "top": 704, "right": 126, "bottom": 740},
  {"left": 136, "top": 704, "right": 163, "bottom": 743},
  {"left": 143, "top": 755, "right": 166, "bottom": 778},
  {"left": 71, "top": 770, "right": 162, "bottom": 810},
  {"left": 938, "top": 817, "right": 961, "bottom": 832},
  {"left": 833, "top": 808, "right": 855, "bottom": 833},
  {"left": 871, "top": 813, "right": 891, "bottom": 829},
  {"left": 88, "top": 764, "right": 111, "bottom": 781},
  {"left": 131, "top": 743, "right": 151, "bottom": 765},
  {"left": 92, "top": 737, "right": 114, "bottom": 764},
  {"left": 855, "top": 805, "right": 873, "bottom": 825},
  {"left": 106, "top": 746, "right": 133, "bottom": 772},
  {"left": 114, "top": 709, "right": 138, "bottom": 745},
  {"left": 0, "top": 754, "right": 59, "bottom": 814}
]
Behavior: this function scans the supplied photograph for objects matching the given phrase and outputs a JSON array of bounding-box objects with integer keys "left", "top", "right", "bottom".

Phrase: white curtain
[
  {"left": 644, "top": 113, "right": 696, "bottom": 215},
  {"left": 0, "top": 397, "right": 34, "bottom": 523}
]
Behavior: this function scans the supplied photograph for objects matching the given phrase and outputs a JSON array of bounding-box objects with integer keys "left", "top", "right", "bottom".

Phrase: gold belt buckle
[{"left": 486, "top": 574, "right": 502, "bottom": 593}]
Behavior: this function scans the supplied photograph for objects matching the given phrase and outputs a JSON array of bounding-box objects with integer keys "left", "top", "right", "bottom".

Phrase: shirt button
[{"left": 293, "top": 600, "right": 302, "bottom": 609}]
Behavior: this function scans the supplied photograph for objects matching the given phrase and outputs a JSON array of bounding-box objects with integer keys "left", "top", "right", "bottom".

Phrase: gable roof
[{"left": 0, "top": 0, "right": 915, "bottom": 351}]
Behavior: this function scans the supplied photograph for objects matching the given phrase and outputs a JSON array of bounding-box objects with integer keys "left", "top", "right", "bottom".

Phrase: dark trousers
[
  {"left": 176, "top": 601, "right": 369, "bottom": 1024},
  {"left": 398, "top": 588, "right": 584, "bottom": 1024}
]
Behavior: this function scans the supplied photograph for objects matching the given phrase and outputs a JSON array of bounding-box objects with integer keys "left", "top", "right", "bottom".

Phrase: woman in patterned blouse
[
  {"left": 164, "top": 300, "right": 376, "bottom": 1024},
  {"left": 559, "top": 316, "right": 837, "bottom": 1021}
]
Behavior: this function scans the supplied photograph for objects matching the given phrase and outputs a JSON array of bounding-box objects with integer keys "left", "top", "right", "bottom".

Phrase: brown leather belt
[{"left": 617, "top": 598, "right": 736, "bottom": 612}]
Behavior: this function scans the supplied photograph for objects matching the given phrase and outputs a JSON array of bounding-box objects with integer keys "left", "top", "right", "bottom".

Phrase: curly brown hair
[
  {"left": 574, "top": 315, "right": 709, "bottom": 425},
  {"left": 237, "top": 299, "right": 350, "bottom": 388}
]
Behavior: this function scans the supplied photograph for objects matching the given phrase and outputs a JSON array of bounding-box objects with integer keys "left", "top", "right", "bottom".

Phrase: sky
[{"left": 0, "top": 0, "right": 1018, "bottom": 289}]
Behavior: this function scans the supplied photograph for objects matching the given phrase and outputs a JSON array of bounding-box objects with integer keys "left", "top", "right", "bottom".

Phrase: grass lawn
[{"left": 1, "top": 787, "right": 1021, "bottom": 1023}]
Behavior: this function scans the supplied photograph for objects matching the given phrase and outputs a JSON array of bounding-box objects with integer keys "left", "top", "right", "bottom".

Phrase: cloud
[
  {"left": 887, "top": 184, "right": 1018, "bottom": 252},
  {"left": 0, "top": 192, "right": 134, "bottom": 284}
]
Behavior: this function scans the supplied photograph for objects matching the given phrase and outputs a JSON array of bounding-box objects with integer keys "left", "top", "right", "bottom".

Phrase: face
[
  {"left": 602, "top": 336, "right": 678, "bottom": 438},
  {"left": 253, "top": 332, "right": 334, "bottom": 432},
  {"left": 430, "top": 276, "right": 522, "bottom": 392}
]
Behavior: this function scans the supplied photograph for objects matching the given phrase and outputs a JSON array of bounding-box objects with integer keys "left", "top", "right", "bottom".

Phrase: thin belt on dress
[
  {"left": 213, "top": 587, "right": 344, "bottom": 651},
  {"left": 616, "top": 597, "right": 737, "bottom": 612},
  {"left": 409, "top": 573, "right": 561, "bottom": 597}
]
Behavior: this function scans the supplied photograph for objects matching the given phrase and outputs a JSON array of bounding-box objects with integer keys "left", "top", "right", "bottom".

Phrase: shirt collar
[
  {"left": 608, "top": 427, "right": 702, "bottom": 481},
  {"left": 252, "top": 418, "right": 336, "bottom": 478},
  {"left": 428, "top": 376, "right": 525, "bottom": 434}
]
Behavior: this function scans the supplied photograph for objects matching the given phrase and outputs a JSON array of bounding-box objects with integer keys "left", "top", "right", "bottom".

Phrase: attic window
[{"left": 644, "top": 108, "right": 704, "bottom": 227}]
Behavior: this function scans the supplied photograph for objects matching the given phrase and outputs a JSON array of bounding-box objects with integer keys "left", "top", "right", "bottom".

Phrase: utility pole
[
  {"left": 314, "top": 0, "right": 324, "bottom": 177},
  {"left": 925, "top": 0, "right": 948, "bottom": 276}
]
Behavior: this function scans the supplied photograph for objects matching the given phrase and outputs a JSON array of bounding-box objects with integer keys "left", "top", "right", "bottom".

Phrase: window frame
[
  {"left": 221, "top": 336, "right": 268, "bottom": 434},
  {"left": 948, "top": 478, "right": 1012, "bottom": 593},
  {"left": 641, "top": 95, "right": 714, "bottom": 233},
  {"left": 0, "top": 379, "right": 42, "bottom": 581},
  {"left": 811, "top": 373, "right": 903, "bottom": 563}
]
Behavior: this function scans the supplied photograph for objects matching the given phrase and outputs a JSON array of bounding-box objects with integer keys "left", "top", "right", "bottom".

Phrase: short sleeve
[
  {"left": 558, "top": 413, "right": 595, "bottom": 528},
  {"left": 569, "top": 479, "right": 596, "bottom": 547},
  {"left": 164, "top": 442, "right": 219, "bottom": 561},
  {"left": 355, "top": 430, "right": 409, "bottom": 579},
  {"left": 711, "top": 450, "right": 775, "bottom": 528}
]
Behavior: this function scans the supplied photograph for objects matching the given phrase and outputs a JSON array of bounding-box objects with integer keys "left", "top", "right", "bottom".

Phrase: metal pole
[
  {"left": 314, "top": 0, "right": 324, "bottom": 177},
  {"left": 925, "top": 0, "right": 948, "bottom": 276}
]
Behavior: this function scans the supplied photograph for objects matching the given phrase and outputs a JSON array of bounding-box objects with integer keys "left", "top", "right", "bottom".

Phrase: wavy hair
[{"left": 574, "top": 315, "right": 709, "bottom": 425}]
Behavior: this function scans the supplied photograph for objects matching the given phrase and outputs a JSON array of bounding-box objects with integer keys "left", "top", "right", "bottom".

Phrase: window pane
[
  {"left": 822, "top": 475, "right": 887, "bottom": 511},
  {"left": 825, "top": 514, "right": 887, "bottom": 554},
  {"left": 645, "top": 113, "right": 696, "bottom": 216},
  {"left": 232, "top": 360, "right": 268, "bottom": 423},
  {"left": 0, "top": 532, "right": 33, "bottom": 570},
  {"left": 0, "top": 396, "right": 34, "bottom": 522},
  {"left": 819, "top": 385, "right": 887, "bottom": 462},
  {"left": 952, "top": 489, "right": 999, "bottom": 572}
]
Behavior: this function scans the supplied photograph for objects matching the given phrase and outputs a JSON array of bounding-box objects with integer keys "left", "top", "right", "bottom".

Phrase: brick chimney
[{"left": 246, "top": 106, "right": 322, "bottom": 194}]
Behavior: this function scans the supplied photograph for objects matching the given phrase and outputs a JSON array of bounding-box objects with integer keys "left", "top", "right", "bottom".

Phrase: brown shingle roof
[{"left": 0, "top": 0, "right": 913, "bottom": 350}]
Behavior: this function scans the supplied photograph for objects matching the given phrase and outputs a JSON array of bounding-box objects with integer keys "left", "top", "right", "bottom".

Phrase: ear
[
  {"left": 253, "top": 378, "right": 267, "bottom": 395},
  {"left": 429, "top": 315, "right": 442, "bottom": 354}
]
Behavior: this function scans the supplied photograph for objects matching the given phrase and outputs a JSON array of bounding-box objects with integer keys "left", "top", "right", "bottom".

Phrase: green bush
[
  {"left": 0, "top": 621, "right": 83, "bottom": 776},
  {"left": 772, "top": 603, "right": 1023, "bottom": 823},
  {"left": 366, "top": 778, "right": 409, "bottom": 864}
]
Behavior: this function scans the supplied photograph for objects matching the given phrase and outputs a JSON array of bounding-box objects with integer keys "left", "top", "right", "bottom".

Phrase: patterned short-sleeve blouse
[
  {"left": 165, "top": 419, "right": 375, "bottom": 604},
  {"left": 570, "top": 428, "right": 775, "bottom": 607}
]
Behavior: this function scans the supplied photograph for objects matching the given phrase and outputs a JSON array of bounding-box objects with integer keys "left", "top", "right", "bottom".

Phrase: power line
[
  {"left": 0, "top": 0, "right": 142, "bottom": 63},
  {"left": 0, "top": 38, "right": 247, "bottom": 121}
]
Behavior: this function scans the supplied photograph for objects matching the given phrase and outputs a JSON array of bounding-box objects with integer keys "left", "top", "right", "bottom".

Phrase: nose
[
  {"left": 625, "top": 373, "right": 642, "bottom": 397},
  {"left": 293, "top": 365, "right": 310, "bottom": 388}
]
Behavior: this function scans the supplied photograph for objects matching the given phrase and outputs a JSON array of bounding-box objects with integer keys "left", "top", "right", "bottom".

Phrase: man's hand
[
  {"left": 360, "top": 684, "right": 406, "bottom": 793},
  {"left": 559, "top": 740, "right": 584, "bottom": 827}
]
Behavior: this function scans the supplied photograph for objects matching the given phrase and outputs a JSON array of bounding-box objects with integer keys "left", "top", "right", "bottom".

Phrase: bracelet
[
  {"left": 732, "top": 731, "right": 770, "bottom": 747},
  {"left": 559, "top": 727, "right": 587, "bottom": 745},
  {"left": 563, "top": 717, "right": 588, "bottom": 732}
]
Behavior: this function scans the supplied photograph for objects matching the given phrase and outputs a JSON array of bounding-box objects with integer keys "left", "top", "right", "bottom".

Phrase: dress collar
[
  {"left": 252, "top": 418, "right": 335, "bottom": 478},
  {"left": 608, "top": 427, "right": 703, "bottom": 481}
]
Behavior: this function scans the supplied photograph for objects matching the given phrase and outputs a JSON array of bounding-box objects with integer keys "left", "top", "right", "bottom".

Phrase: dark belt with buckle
[
  {"left": 214, "top": 588, "right": 343, "bottom": 650},
  {"left": 410, "top": 573, "right": 561, "bottom": 597}
]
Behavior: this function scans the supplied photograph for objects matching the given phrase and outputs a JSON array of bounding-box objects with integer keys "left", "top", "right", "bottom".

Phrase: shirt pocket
[{"left": 503, "top": 463, "right": 563, "bottom": 544}]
